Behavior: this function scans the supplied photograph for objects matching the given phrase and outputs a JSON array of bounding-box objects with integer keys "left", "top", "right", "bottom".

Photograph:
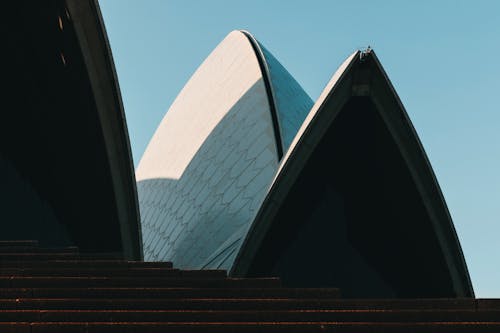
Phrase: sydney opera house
[
  {"left": 137, "top": 30, "right": 473, "bottom": 298},
  {"left": 4, "top": 0, "right": 474, "bottom": 302},
  {"left": 7, "top": 2, "right": 500, "bottom": 331}
]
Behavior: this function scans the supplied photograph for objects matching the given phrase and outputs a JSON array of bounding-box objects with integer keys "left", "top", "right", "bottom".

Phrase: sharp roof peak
[{"left": 237, "top": 29, "right": 254, "bottom": 36}]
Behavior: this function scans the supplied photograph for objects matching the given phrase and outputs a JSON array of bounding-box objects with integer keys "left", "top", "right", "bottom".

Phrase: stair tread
[
  {"left": 0, "top": 241, "right": 39, "bottom": 247},
  {"left": 0, "top": 242, "right": 492, "bottom": 332},
  {"left": 0, "top": 309, "right": 498, "bottom": 322},
  {"left": 0, "top": 321, "right": 498, "bottom": 333},
  {"left": 0, "top": 247, "right": 79, "bottom": 254},
  {"left": 0, "top": 298, "right": 489, "bottom": 311},
  {"left": 0, "top": 276, "right": 281, "bottom": 289},
  {"left": 0, "top": 260, "right": 173, "bottom": 269},
  {"left": 0, "top": 268, "right": 226, "bottom": 278},
  {"left": 0, "top": 253, "right": 123, "bottom": 260},
  {"left": 0, "top": 287, "right": 341, "bottom": 299}
]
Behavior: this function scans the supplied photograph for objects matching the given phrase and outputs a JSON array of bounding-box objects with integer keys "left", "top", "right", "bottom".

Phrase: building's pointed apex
[{"left": 233, "top": 49, "right": 474, "bottom": 298}]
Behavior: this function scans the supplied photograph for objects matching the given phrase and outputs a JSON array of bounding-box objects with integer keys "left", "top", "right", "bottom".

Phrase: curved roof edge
[
  {"left": 136, "top": 30, "right": 282, "bottom": 267},
  {"left": 369, "top": 50, "right": 474, "bottom": 297},
  {"left": 239, "top": 30, "right": 284, "bottom": 159},
  {"left": 66, "top": 0, "right": 143, "bottom": 260},
  {"left": 231, "top": 49, "right": 474, "bottom": 297}
]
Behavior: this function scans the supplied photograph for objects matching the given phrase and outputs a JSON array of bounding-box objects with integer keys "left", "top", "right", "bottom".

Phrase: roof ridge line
[{"left": 239, "top": 30, "right": 284, "bottom": 160}]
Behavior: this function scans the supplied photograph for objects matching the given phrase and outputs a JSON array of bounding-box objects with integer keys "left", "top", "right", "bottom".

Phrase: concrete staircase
[{"left": 0, "top": 240, "right": 498, "bottom": 332}]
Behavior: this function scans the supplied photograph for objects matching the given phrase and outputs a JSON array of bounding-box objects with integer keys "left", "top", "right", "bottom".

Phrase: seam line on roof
[{"left": 240, "top": 30, "right": 284, "bottom": 160}]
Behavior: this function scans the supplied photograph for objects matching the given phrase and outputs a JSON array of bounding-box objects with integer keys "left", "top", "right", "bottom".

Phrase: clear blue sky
[{"left": 99, "top": 0, "right": 500, "bottom": 297}]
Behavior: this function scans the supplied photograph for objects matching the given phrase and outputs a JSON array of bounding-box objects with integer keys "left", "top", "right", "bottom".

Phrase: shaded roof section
[
  {"left": 136, "top": 30, "right": 313, "bottom": 270},
  {"left": 136, "top": 31, "right": 273, "bottom": 181},
  {"left": 66, "top": 0, "right": 142, "bottom": 259},
  {"left": 232, "top": 50, "right": 474, "bottom": 298},
  {"left": 2, "top": 0, "right": 141, "bottom": 259},
  {"left": 136, "top": 30, "right": 281, "bottom": 268},
  {"left": 241, "top": 31, "right": 313, "bottom": 157}
]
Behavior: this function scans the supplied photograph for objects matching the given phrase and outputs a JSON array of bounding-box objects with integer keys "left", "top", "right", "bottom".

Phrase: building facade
[
  {"left": 138, "top": 32, "right": 473, "bottom": 298},
  {"left": 136, "top": 31, "right": 312, "bottom": 269}
]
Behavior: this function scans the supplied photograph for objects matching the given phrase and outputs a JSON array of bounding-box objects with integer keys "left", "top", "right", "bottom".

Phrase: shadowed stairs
[{"left": 0, "top": 240, "right": 498, "bottom": 332}]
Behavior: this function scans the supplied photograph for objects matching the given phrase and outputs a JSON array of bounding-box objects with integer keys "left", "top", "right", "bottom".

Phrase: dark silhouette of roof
[
  {"left": 2, "top": 0, "right": 142, "bottom": 259},
  {"left": 233, "top": 50, "right": 473, "bottom": 298}
]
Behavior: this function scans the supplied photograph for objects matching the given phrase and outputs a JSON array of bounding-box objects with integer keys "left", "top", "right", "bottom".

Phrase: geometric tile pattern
[
  {"left": 258, "top": 43, "right": 313, "bottom": 152},
  {"left": 137, "top": 79, "right": 278, "bottom": 269},
  {"left": 136, "top": 31, "right": 312, "bottom": 270}
]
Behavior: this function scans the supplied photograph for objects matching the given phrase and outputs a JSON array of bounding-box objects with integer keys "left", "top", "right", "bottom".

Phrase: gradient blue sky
[{"left": 99, "top": 0, "right": 500, "bottom": 297}]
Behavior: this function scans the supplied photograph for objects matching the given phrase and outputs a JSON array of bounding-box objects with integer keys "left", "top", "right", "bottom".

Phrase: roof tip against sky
[
  {"left": 232, "top": 49, "right": 473, "bottom": 298},
  {"left": 136, "top": 30, "right": 312, "bottom": 269},
  {"left": 239, "top": 30, "right": 314, "bottom": 155},
  {"left": 99, "top": 1, "right": 500, "bottom": 298},
  {"left": 134, "top": 30, "right": 473, "bottom": 298}
]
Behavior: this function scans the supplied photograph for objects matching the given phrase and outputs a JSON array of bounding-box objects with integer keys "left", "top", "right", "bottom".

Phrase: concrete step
[
  {"left": 0, "top": 309, "right": 499, "bottom": 322},
  {"left": 0, "top": 241, "right": 492, "bottom": 333},
  {"left": 2, "top": 298, "right": 497, "bottom": 311},
  {"left": 12, "top": 287, "right": 341, "bottom": 299},
  {"left": 0, "top": 321, "right": 499, "bottom": 333},
  {"left": 0, "top": 276, "right": 281, "bottom": 289},
  {"left": 0, "top": 253, "right": 123, "bottom": 261},
  {"left": 0, "top": 260, "right": 173, "bottom": 269},
  {"left": 0, "top": 247, "right": 79, "bottom": 254},
  {"left": 0, "top": 298, "right": 365, "bottom": 310},
  {"left": 0, "top": 240, "right": 39, "bottom": 247},
  {"left": 0, "top": 287, "right": 341, "bottom": 299},
  {"left": 0, "top": 291, "right": 490, "bottom": 310},
  {"left": 477, "top": 299, "right": 500, "bottom": 310},
  {"left": 0, "top": 268, "right": 226, "bottom": 278}
]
